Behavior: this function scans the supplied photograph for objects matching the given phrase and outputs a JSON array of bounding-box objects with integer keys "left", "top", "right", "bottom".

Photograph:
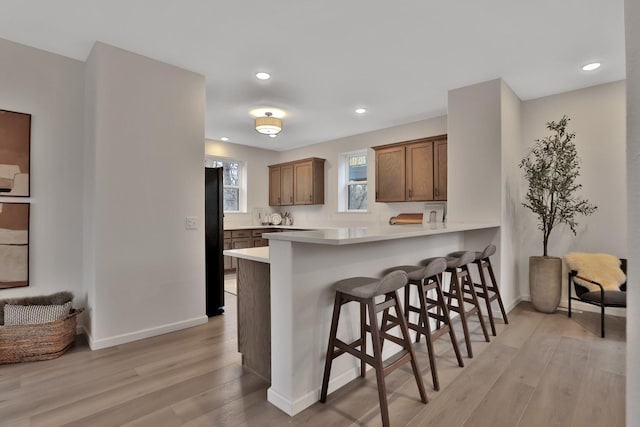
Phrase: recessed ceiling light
[
  {"left": 220, "top": 137, "right": 229, "bottom": 141},
  {"left": 355, "top": 108, "right": 367, "bottom": 114},
  {"left": 582, "top": 62, "right": 601, "bottom": 71},
  {"left": 256, "top": 72, "right": 271, "bottom": 80}
]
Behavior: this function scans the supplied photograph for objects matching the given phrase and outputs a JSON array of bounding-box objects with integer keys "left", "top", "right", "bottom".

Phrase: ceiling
[{"left": 0, "top": 1, "right": 625, "bottom": 151}]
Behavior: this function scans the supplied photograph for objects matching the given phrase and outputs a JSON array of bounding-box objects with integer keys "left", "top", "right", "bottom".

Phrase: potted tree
[{"left": 519, "top": 115, "right": 597, "bottom": 313}]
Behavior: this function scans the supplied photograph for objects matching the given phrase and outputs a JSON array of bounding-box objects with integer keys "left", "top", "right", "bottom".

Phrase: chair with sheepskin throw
[{"left": 564, "top": 252, "right": 627, "bottom": 338}]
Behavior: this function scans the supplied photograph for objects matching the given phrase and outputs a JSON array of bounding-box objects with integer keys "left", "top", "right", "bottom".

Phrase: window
[
  {"left": 205, "top": 156, "right": 245, "bottom": 212},
  {"left": 339, "top": 151, "right": 368, "bottom": 212}
]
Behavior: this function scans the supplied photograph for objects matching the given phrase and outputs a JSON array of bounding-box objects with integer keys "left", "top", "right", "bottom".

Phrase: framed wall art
[
  {"left": 0, "top": 203, "right": 29, "bottom": 289},
  {"left": 0, "top": 109, "right": 31, "bottom": 197}
]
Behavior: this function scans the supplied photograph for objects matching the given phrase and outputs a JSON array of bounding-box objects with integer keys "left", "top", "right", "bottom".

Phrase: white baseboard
[
  {"left": 86, "top": 316, "right": 209, "bottom": 350},
  {"left": 507, "top": 295, "right": 526, "bottom": 313},
  {"left": 558, "top": 301, "right": 626, "bottom": 317},
  {"left": 268, "top": 367, "right": 360, "bottom": 416},
  {"left": 517, "top": 294, "right": 625, "bottom": 317}
]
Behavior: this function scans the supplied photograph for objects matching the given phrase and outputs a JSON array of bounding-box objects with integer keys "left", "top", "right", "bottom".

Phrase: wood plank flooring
[{"left": 0, "top": 295, "right": 625, "bottom": 426}]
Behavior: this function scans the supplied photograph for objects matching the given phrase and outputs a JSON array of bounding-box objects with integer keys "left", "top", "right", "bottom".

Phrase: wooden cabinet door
[
  {"left": 294, "top": 160, "right": 313, "bottom": 205},
  {"left": 231, "top": 238, "right": 251, "bottom": 269},
  {"left": 281, "top": 164, "right": 294, "bottom": 206},
  {"left": 269, "top": 166, "right": 281, "bottom": 206},
  {"left": 223, "top": 239, "right": 232, "bottom": 271},
  {"left": 406, "top": 141, "right": 434, "bottom": 201},
  {"left": 251, "top": 238, "right": 268, "bottom": 247},
  {"left": 375, "top": 145, "right": 406, "bottom": 202},
  {"left": 434, "top": 139, "right": 447, "bottom": 200}
]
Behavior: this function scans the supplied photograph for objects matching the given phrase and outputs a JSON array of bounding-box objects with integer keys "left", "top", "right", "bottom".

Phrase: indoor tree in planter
[{"left": 519, "top": 115, "right": 597, "bottom": 313}]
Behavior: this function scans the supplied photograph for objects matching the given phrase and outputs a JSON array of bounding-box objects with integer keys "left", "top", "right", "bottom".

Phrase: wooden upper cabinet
[
  {"left": 373, "top": 135, "right": 447, "bottom": 202},
  {"left": 375, "top": 145, "right": 406, "bottom": 202},
  {"left": 269, "top": 158, "right": 325, "bottom": 206},
  {"left": 406, "top": 141, "right": 434, "bottom": 201},
  {"left": 269, "top": 164, "right": 294, "bottom": 206},
  {"left": 269, "top": 166, "right": 282, "bottom": 206},
  {"left": 281, "top": 164, "right": 294, "bottom": 206},
  {"left": 434, "top": 138, "right": 447, "bottom": 201}
]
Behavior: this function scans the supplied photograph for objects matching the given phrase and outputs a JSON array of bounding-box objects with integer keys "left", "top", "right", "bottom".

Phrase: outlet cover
[{"left": 185, "top": 216, "right": 198, "bottom": 230}]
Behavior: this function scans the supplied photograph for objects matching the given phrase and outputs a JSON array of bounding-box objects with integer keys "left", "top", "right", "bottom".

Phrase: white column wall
[
  {"left": 447, "top": 79, "right": 502, "bottom": 224},
  {"left": 500, "top": 80, "right": 523, "bottom": 309},
  {"left": 0, "top": 38, "right": 85, "bottom": 307},
  {"left": 84, "top": 43, "right": 207, "bottom": 348},
  {"left": 625, "top": 0, "right": 640, "bottom": 423}
]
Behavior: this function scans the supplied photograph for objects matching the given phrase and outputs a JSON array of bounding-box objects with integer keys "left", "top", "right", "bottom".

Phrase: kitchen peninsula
[{"left": 226, "top": 222, "right": 500, "bottom": 417}]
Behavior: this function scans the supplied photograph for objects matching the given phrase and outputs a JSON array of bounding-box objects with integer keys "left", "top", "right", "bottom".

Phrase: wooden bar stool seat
[
  {"left": 320, "top": 270, "right": 427, "bottom": 427},
  {"left": 422, "top": 251, "right": 490, "bottom": 358},
  {"left": 384, "top": 257, "right": 464, "bottom": 391},
  {"left": 448, "top": 245, "right": 509, "bottom": 336}
]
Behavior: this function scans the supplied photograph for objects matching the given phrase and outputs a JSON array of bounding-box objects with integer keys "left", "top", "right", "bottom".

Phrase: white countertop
[
  {"left": 224, "top": 225, "right": 328, "bottom": 231},
  {"left": 264, "top": 222, "right": 499, "bottom": 245},
  {"left": 223, "top": 246, "right": 270, "bottom": 263}
]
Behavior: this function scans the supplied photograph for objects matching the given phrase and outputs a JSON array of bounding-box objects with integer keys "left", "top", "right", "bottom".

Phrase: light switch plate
[{"left": 185, "top": 216, "right": 198, "bottom": 230}]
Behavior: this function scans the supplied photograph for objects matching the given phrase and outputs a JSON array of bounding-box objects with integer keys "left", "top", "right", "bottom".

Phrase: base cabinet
[
  {"left": 237, "top": 258, "right": 271, "bottom": 382},
  {"left": 224, "top": 228, "right": 273, "bottom": 273}
]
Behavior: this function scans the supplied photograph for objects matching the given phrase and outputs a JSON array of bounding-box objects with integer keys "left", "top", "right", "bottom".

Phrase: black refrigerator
[{"left": 205, "top": 167, "right": 224, "bottom": 316}]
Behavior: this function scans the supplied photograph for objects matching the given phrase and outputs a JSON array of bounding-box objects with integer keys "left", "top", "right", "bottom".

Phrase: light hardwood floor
[{"left": 0, "top": 295, "right": 625, "bottom": 427}]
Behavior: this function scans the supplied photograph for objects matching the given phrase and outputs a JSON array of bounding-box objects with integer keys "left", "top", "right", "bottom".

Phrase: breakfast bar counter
[
  {"left": 261, "top": 221, "right": 500, "bottom": 416},
  {"left": 223, "top": 246, "right": 271, "bottom": 382}
]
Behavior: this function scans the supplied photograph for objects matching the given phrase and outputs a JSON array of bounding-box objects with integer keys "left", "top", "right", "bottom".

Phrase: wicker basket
[{"left": 0, "top": 308, "right": 84, "bottom": 364}]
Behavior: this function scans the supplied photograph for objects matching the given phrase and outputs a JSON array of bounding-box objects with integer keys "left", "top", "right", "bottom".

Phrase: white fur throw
[{"left": 564, "top": 252, "right": 626, "bottom": 292}]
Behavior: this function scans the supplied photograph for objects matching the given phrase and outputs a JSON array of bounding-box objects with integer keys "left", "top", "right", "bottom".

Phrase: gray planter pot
[{"left": 529, "top": 256, "right": 562, "bottom": 313}]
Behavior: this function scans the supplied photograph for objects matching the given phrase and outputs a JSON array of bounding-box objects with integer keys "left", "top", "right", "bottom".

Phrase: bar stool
[
  {"left": 320, "top": 270, "right": 427, "bottom": 427},
  {"left": 448, "top": 245, "right": 509, "bottom": 336},
  {"left": 384, "top": 257, "right": 464, "bottom": 391},
  {"left": 423, "top": 251, "right": 489, "bottom": 358}
]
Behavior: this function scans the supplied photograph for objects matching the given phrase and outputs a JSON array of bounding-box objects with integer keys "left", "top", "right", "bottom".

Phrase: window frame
[
  {"left": 204, "top": 155, "right": 247, "bottom": 213},
  {"left": 338, "top": 149, "right": 368, "bottom": 213}
]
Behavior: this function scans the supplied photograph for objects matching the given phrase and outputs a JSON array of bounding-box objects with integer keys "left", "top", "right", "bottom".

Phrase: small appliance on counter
[
  {"left": 282, "top": 212, "right": 293, "bottom": 226},
  {"left": 389, "top": 213, "right": 423, "bottom": 225}
]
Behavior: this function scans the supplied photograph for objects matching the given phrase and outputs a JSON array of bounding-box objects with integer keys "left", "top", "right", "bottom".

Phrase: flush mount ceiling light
[
  {"left": 582, "top": 62, "right": 601, "bottom": 71},
  {"left": 355, "top": 108, "right": 367, "bottom": 114},
  {"left": 255, "top": 72, "right": 271, "bottom": 80},
  {"left": 255, "top": 112, "right": 282, "bottom": 135},
  {"left": 220, "top": 137, "right": 229, "bottom": 141}
]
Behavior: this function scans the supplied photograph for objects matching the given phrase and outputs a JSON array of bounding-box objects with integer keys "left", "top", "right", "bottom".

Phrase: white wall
[
  {"left": 0, "top": 38, "right": 85, "bottom": 306},
  {"left": 625, "top": 0, "right": 640, "bottom": 422},
  {"left": 204, "top": 139, "right": 279, "bottom": 228},
  {"left": 518, "top": 81, "right": 627, "bottom": 300},
  {"left": 84, "top": 43, "right": 207, "bottom": 348}
]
